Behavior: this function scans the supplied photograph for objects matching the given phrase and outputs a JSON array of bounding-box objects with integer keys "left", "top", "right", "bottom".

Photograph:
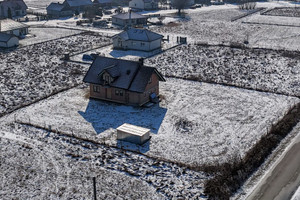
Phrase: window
[
  {"left": 115, "top": 90, "right": 124, "bottom": 96},
  {"left": 148, "top": 77, "right": 152, "bottom": 84},
  {"left": 93, "top": 85, "right": 100, "bottom": 93}
]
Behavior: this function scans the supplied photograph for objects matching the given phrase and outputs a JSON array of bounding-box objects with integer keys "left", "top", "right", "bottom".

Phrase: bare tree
[{"left": 172, "top": 0, "right": 189, "bottom": 16}]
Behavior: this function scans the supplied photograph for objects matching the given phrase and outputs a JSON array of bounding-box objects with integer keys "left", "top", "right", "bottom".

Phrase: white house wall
[
  {"left": 149, "top": 39, "right": 161, "bottom": 51},
  {"left": 7, "top": 37, "right": 19, "bottom": 47}
]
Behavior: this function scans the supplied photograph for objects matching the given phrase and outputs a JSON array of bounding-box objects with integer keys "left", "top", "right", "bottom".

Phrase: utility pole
[{"left": 93, "top": 177, "right": 97, "bottom": 200}]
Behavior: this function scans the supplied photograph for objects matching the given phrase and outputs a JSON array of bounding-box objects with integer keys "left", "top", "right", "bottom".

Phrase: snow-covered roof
[
  {"left": 47, "top": 2, "right": 66, "bottom": 11},
  {"left": 144, "top": 0, "right": 159, "bottom": 3},
  {"left": 0, "top": 32, "right": 16, "bottom": 42},
  {"left": 83, "top": 56, "right": 165, "bottom": 93},
  {"left": 65, "top": 0, "right": 93, "bottom": 7},
  {"left": 0, "top": 19, "right": 29, "bottom": 32},
  {"left": 114, "top": 28, "right": 163, "bottom": 42},
  {"left": 112, "top": 12, "right": 147, "bottom": 20},
  {"left": 117, "top": 123, "right": 150, "bottom": 136}
]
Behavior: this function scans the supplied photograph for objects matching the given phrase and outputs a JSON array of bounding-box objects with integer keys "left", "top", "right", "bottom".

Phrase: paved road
[{"left": 247, "top": 133, "right": 300, "bottom": 200}]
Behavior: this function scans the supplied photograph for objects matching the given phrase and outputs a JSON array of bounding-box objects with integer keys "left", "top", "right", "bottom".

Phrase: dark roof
[
  {"left": 95, "top": 0, "right": 112, "bottom": 3},
  {"left": 0, "top": 32, "right": 16, "bottom": 42},
  {"left": 83, "top": 56, "right": 165, "bottom": 93},
  {"left": 47, "top": 3, "right": 66, "bottom": 11},
  {"left": 112, "top": 12, "right": 147, "bottom": 20},
  {"left": 65, "top": 0, "right": 93, "bottom": 7},
  {"left": 0, "top": 0, "right": 28, "bottom": 10},
  {"left": 114, "top": 28, "right": 163, "bottom": 42},
  {"left": 144, "top": 0, "right": 159, "bottom": 3}
]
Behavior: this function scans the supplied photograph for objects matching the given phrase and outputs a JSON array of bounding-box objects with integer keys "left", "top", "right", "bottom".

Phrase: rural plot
[
  {"left": 12, "top": 79, "right": 299, "bottom": 166},
  {"left": 0, "top": 132, "right": 165, "bottom": 200},
  {"left": 145, "top": 44, "right": 300, "bottom": 97}
]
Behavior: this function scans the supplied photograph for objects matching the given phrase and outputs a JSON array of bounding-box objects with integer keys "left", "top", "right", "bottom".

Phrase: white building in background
[
  {"left": 129, "top": 0, "right": 159, "bottom": 10},
  {"left": 0, "top": 18, "right": 28, "bottom": 37},
  {"left": 112, "top": 28, "right": 163, "bottom": 51}
]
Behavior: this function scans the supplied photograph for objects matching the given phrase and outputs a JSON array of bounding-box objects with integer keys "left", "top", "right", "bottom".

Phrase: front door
[{"left": 106, "top": 88, "right": 112, "bottom": 99}]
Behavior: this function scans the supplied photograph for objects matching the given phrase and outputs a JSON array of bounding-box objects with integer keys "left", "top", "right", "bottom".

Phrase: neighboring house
[
  {"left": 63, "top": 0, "right": 93, "bottom": 12},
  {"left": 0, "top": 0, "right": 28, "bottom": 19},
  {"left": 112, "top": 28, "right": 163, "bottom": 51},
  {"left": 0, "top": 18, "right": 28, "bottom": 37},
  {"left": 93, "top": 0, "right": 113, "bottom": 7},
  {"left": 46, "top": 2, "right": 73, "bottom": 18},
  {"left": 171, "top": 0, "right": 195, "bottom": 7},
  {"left": 111, "top": 11, "right": 147, "bottom": 27},
  {"left": 83, "top": 56, "right": 165, "bottom": 106},
  {"left": 129, "top": 0, "right": 159, "bottom": 10},
  {"left": 0, "top": 32, "right": 18, "bottom": 48}
]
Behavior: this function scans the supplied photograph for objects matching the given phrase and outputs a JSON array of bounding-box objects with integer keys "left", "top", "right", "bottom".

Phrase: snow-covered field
[
  {"left": 146, "top": 44, "right": 300, "bottom": 97},
  {"left": 243, "top": 14, "right": 300, "bottom": 26},
  {"left": 0, "top": 32, "right": 111, "bottom": 116},
  {"left": 9, "top": 79, "right": 299, "bottom": 166},
  {"left": 0, "top": 121, "right": 207, "bottom": 199},
  {"left": 262, "top": 7, "right": 300, "bottom": 18},
  {"left": 20, "top": 27, "right": 83, "bottom": 46},
  {"left": 150, "top": 7, "right": 300, "bottom": 51}
]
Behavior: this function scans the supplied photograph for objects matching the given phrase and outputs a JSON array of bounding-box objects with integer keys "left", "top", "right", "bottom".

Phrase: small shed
[{"left": 117, "top": 123, "right": 150, "bottom": 144}]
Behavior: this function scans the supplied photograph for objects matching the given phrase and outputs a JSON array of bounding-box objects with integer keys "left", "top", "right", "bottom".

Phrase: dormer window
[{"left": 104, "top": 74, "right": 110, "bottom": 84}]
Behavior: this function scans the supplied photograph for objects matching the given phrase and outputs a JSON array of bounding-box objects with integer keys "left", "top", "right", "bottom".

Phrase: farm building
[
  {"left": 0, "top": 0, "right": 27, "bottom": 19},
  {"left": 112, "top": 28, "right": 163, "bottom": 51},
  {"left": 117, "top": 123, "right": 150, "bottom": 144},
  {"left": 93, "top": 0, "right": 113, "bottom": 7},
  {"left": 83, "top": 56, "right": 165, "bottom": 106},
  {"left": 171, "top": 0, "right": 195, "bottom": 7},
  {"left": 111, "top": 11, "right": 147, "bottom": 27},
  {"left": 0, "top": 32, "right": 18, "bottom": 48},
  {"left": 46, "top": 2, "right": 73, "bottom": 18},
  {"left": 0, "top": 18, "right": 28, "bottom": 37},
  {"left": 63, "top": 0, "right": 93, "bottom": 12},
  {"left": 129, "top": 0, "right": 159, "bottom": 10}
]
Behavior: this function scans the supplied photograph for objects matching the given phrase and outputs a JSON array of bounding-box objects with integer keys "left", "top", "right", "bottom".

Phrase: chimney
[
  {"left": 129, "top": 9, "right": 132, "bottom": 28},
  {"left": 138, "top": 58, "right": 144, "bottom": 67}
]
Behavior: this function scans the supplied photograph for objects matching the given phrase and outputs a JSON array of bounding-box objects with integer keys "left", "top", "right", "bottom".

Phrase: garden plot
[
  {"left": 12, "top": 79, "right": 299, "bottom": 166},
  {"left": 0, "top": 32, "right": 111, "bottom": 117},
  {"left": 0, "top": 122, "right": 208, "bottom": 199},
  {"left": 145, "top": 44, "right": 300, "bottom": 97},
  {"left": 20, "top": 27, "right": 83, "bottom": 46},
  {"left": 243, "top": 14, "right": 300, "bottom": 27},
  {"left": 262, "top": 7, "right": 300, "bottom": 18},
  {"left": 150, "top": 8, "right": 300, "bottom": 51}
]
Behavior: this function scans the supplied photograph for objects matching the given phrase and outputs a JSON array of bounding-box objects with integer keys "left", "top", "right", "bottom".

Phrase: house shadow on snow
[
  {"left": 78, "top": 99, "right": 167, "bottom": 153},
  {"left": 78, "top": 99, "right": 167, "bottom": 135},
  {"left": 109, "top": 49, "right": 158, "bottom": 59}
]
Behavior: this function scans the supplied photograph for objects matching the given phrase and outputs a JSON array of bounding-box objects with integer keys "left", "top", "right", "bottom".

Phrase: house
[
  {"left": 0, "top": 18, "right": 28, "bottom": 37},
  {"left": 112, "top": 28, "right": 163, "bottom": 51},
  {"left": 111, "top": 11, "right": 147, "bottom": 27},
  {"left": 83, "top": 56, "right": 165, "bottom": 106},
  {"left": 46, "top": 2, "right": 73, "bottom": 18},
  {"left": 63, "top": 0, "right": 93, "bottom": 12},
  {"left": 93, "top": 0, "right": 113, "bottom": 7},
  {"left": 129, "top": 0, "right": 159, "bottom": 10},
  {"left": 171, "top": 0, "right": 195, "bottom": 7},
  {"left": 0, "top": 32, "right": 18, "bottom": 47},
  {"left": 0, "top": 0, "right": 27, "bottom": 19}
]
